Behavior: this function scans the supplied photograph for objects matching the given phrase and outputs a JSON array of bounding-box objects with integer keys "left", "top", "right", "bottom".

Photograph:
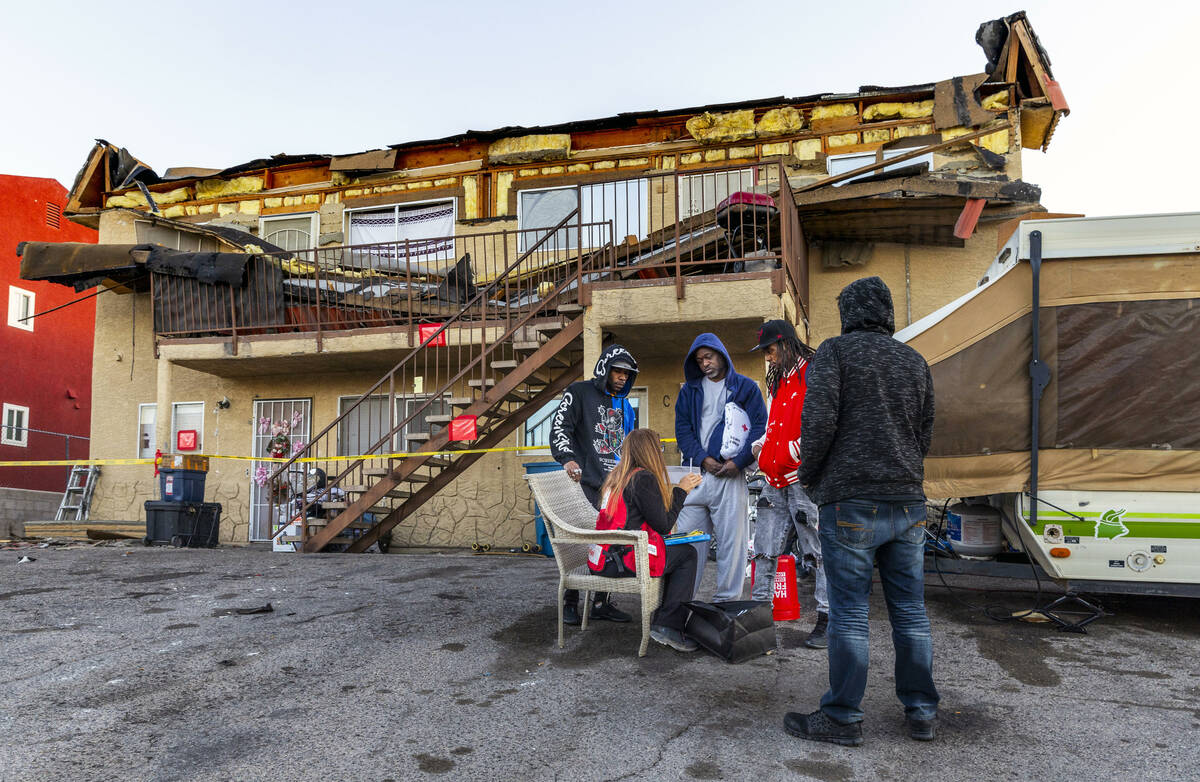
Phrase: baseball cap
[{"left": 750, "top": 319, "right": 797, "bottom": 351}]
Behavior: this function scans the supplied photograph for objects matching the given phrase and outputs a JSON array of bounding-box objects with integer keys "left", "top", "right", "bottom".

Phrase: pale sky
[{"left": 2, "top": 0, "right": 1194, "bottom": 218}]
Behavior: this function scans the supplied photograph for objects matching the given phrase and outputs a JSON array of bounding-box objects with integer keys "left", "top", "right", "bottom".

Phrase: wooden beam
[{"left": 794, "top": 122, "right": 1011, "bottom": 193}]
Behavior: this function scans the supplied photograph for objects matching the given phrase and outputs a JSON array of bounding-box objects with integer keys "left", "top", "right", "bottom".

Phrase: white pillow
[{"left": 720, "top": 402, "right": 751, "bottom": 460}]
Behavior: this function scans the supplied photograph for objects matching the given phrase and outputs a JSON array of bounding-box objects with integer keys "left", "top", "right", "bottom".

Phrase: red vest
[{"left": 587, "top": 471, "right": 666, "bottom": 577}]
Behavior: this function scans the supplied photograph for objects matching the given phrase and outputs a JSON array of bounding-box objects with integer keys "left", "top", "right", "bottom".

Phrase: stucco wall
[{"left": 806, "top": 224, "right": 1001, "bottom": 345}]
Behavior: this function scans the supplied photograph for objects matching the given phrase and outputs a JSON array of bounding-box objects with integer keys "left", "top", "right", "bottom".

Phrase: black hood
[
  {"left": 591, "top": 344, "right": 638, "bottom": 397},
  {"left": 837, "top": 276, "right": 895, "bottom": 336}
]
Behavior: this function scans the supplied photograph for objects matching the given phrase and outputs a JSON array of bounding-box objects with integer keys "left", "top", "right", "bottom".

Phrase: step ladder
[{"left": 56, "top": 466, "right": 101, "bottom": 521}]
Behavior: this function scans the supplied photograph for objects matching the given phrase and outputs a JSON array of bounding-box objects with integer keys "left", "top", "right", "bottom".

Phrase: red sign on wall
[
  {"left": 419, "top": 323, "right": 447, "bottom": 347},
  {"left": 176, "top": 430, "right": 198, "bottom": 451},
  {"left": 448, "top": 415, "right": 477, "bottom": 441}
]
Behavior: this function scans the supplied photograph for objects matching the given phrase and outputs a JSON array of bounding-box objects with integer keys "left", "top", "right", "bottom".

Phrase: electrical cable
[{"left": 924, "top": 496, "right": 1107, "bottom": 630}]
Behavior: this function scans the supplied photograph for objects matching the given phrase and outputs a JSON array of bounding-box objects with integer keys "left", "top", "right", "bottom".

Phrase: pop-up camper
[{"left": 896, "top": 213, "right": 1200, "bottom": 596}]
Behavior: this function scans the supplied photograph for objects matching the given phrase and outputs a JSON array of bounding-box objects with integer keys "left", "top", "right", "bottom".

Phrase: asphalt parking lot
[{"left": 2, "top": 545, "right": 1198, "bottom": 781}]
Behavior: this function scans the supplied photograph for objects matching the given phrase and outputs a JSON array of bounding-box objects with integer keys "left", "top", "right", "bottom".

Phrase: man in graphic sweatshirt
[{"left": 550, "top": 344, "right": 639, "bottom": 625}]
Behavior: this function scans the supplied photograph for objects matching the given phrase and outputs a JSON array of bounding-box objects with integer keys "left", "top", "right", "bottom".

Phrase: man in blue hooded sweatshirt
[{"left": 674, "top": 333, "right": 768, "bottom": 602}]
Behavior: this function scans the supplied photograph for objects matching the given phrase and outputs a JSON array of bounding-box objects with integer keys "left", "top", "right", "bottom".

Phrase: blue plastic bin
[
  {"left": 159, "top": 469, "right": 207, "bottom": 503},
  {"left": 524, "top": 461, "right": 563, "bottom": 557}
]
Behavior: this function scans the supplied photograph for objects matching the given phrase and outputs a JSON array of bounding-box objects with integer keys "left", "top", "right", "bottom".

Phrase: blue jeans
[{"left": 818, "top": 498, "right": 939, "bottom": 724}]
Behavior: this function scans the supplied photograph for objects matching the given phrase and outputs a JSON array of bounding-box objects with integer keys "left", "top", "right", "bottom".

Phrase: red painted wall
[{"left": 0, "top": 175, "right": 97, "bottom": 492}]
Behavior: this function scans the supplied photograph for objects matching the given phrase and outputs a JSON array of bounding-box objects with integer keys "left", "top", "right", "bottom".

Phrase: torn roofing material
[
  {"left": 18, "top": 243, "right": 256, "bottom": 292},
  {"left": 65, "top": 12, "right": 1062, "bottom": 212},
  {"left": 18, "top": 210, "right": 284, "bottom": 292}
]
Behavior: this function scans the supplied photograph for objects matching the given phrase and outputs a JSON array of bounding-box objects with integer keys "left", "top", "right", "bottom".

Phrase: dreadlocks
[{"left": 766, "top": 336, "right": 815, "bottom": 396}]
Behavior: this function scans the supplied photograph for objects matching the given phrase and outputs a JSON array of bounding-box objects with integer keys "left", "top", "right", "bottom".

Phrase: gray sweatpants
[
  {"left": 676, "top": 472, "right": 749, "bottom": 603},
  {"left": 752, "top": 482, "right": 828, "bottom": 613}
]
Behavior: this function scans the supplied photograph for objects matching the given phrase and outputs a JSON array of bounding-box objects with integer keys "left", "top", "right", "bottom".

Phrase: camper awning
[{"left": 898, "top": 215, "right": 1200, "bottom": 497}]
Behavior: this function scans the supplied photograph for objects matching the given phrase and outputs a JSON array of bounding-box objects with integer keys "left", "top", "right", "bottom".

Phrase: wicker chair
[{"left": 525, "top": 471, "right": 664, "bottom": 657}]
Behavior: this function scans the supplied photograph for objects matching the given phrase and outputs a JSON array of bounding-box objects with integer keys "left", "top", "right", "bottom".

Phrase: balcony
[{"left": 152, "top": 162, "right": 807, "bottom": 370}]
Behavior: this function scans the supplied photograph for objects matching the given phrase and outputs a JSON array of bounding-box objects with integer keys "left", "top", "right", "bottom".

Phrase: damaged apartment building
[{"left": 18, "top": 12, "right": 1068, "bottom": 552}]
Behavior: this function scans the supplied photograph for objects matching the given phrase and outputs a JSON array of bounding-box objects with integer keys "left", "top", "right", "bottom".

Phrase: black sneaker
[
  {"left": 650, "top": 625, "right": 699, "bottom": 652},
  {"left": 783, "top": 710, "right": 863, "bottom": 747},
  {"left": 562, "top": 602, "right": 581, "bottom": 626},
  {"left": 804, "top": 611, "right": 829, "bottom": 649},
  {"left": 590, "top": 600, "right": 632, "bottom": 623},
  {"left": 907, "top": 716, "right": 936, "bottom": 741}
]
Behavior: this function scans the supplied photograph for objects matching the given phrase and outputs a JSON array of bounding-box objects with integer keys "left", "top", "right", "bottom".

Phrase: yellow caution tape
[{"left": 0, "top": 438, "right": 679, "bottom": 468}]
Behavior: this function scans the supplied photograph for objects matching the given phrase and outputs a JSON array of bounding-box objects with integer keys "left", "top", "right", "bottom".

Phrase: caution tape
[{"left": 0, "top": 438, "right": 679, "bottom": 468}]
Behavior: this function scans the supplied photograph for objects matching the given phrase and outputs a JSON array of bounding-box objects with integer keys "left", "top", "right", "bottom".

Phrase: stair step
[
  {"left": 406, "top": 432, "right": 431, "bottom": 442},
  {"left": 490, "top": 359, "right": 520, "bottom": 371},
  {"left": 448, "top": 396, "right": 474, "bottom": 408},
  {"left": 467, "top": 378, "right": 497, "bottom": 388},
  {"left": 319, "top": 501, "right": 396, "bottom": 514},
  {"left": 284, "top": 535, "right": 355, "bottom": 545},
  {"left": 306, "top": 520, "right": 372, "bottom": 531},
  {"left": 558, "top": 303, "right": 584, "bottom": 315},
  {"left": 425, "top": 415, "right": 453, "bottom": 425},
  {"left": 512, "top": 341, "right": 542, "bottom": 352},
  {"left": 342, "top": 485, "right": 412, "bottom": 499}
]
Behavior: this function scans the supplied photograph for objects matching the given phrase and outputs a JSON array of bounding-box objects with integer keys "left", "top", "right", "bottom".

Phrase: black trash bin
[{"left": 143, "top": 501, "right": 222, "bottom": 548}]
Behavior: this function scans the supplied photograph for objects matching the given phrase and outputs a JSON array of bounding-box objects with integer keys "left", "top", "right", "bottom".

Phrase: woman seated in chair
[{"left": 588, "top": 428, "right": 704, "bottom": 652}]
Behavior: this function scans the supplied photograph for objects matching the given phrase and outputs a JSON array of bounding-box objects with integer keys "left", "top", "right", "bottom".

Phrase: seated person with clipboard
[{"left": 587, "top": 429, "right": 704, "bottom": 652}]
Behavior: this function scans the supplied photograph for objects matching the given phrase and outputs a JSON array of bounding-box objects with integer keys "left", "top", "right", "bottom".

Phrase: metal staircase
[{"left": 267, "top": 210, "right": 592, "bottom": 552}]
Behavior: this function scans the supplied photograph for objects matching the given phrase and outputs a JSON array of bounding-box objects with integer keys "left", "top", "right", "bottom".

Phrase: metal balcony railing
[{"left": 150, "top": 162, "right": 807, "bottom": 349}]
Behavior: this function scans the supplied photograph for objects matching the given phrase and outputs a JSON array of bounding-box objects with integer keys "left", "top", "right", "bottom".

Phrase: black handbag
[{"left": 683, "top": 600, "right": 776, "bottom": 663}]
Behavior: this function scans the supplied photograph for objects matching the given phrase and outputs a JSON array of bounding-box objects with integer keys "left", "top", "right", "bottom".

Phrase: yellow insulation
[{"left": 863, "top": 100, "right": 934, "bottom": 121}]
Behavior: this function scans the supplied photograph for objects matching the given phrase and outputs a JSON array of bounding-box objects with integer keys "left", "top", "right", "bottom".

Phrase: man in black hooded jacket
[
  {"left": 784, "top": 277, "right": 939, "bottom": 747},
  {"left": 550, "top": 344, "right": 639, "bottom": 625}
]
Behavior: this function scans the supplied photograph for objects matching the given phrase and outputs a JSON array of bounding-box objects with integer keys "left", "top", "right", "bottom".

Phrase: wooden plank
[
  {"left": 933, "top": 74, "right": 992, "bottom": 130},
  {"left": 329, "top": 149, "right": 398, "bottom": 172},
  {"left": 794, "top": 122, "right": 1011, "bottom": 193}
]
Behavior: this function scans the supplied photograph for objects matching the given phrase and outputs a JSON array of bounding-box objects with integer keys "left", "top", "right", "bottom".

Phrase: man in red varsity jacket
[{"left": 749, "top": 320, "right": 828, "bottom": 649}]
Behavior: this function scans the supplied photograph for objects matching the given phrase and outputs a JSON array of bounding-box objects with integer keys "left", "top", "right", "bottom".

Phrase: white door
[{"left": 249, "top": 398, "right": 312, "bottom": 541}]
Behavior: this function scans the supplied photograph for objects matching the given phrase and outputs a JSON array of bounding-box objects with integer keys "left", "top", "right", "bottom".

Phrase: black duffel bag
[{"left": 683, "top": 600, "right": 776, "bottom": 663}]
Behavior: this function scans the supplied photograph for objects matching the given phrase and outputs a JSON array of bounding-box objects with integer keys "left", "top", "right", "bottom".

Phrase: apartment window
[
  {"left": 137, "top": 404, "right": 157, "bottom": 458},
  {"left": 827, "top": 149, "right": 933, "bottom": 186},
  {"left": 7, "top": 286, "right": 35, "bottom": 331},
  {"left": 678, "top": 168, "right": 756, "bottom": 220},
  {"left": 171, "top": 402, "right": 204, "bottom": 452},
  {"left": 134, "top": 221, "right": 221, "bottom": 251},
  {"left": 338, "top": 394, "right": 390, "bottom": 457},
  {"left": 522, "top": 397, "right": 562, "bottom": 452},
  {"left": 401, "top": 395, "right": 452, "bottom": 447},
  {"left": 345, "top": 199, "right": 456, "bottom": 269},
  {"left": 259, "top": 213, "right": 318, "bottom": 251},
  {"left": 2, "top": 404, "right": 29, "bottom": 447},
  {"left": 517, "top": 180, "right": 649, "bottom": 252}
]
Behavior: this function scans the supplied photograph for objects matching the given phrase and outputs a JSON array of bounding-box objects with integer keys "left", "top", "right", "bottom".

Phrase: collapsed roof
[{"left": 63, "top": 11, "right": 1065, "bottom": 221}]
